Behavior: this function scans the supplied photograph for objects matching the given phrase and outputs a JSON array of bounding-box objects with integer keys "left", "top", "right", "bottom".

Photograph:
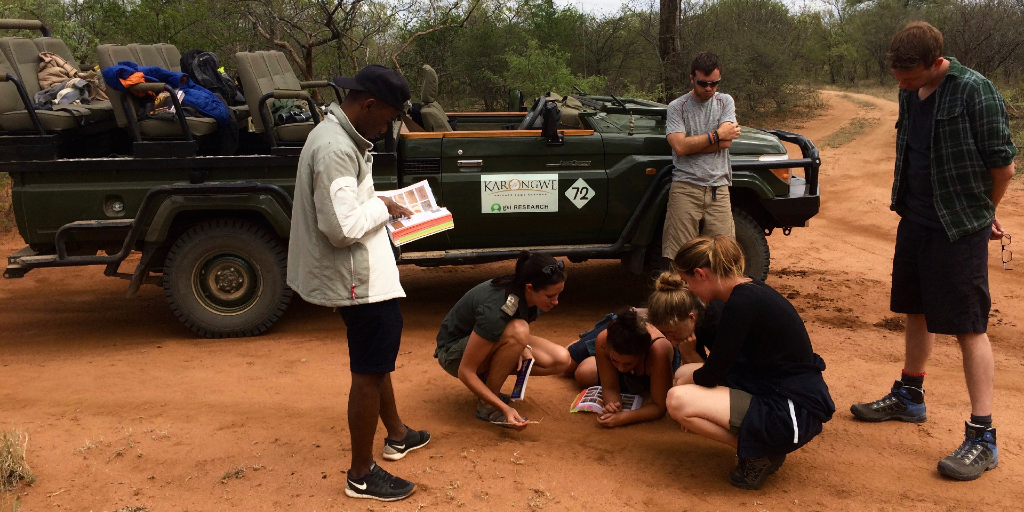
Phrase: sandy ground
[{"left": 2, "top": 91, "right": 1023, "bottom": 511}]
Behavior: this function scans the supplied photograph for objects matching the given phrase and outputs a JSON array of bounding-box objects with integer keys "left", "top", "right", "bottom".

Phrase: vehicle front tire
[
  {"left": 733, "top": 209, "right": 770, "bottom": 281},
  {"left": 162, "top": 218, "right": 292, "bottom": 338}
]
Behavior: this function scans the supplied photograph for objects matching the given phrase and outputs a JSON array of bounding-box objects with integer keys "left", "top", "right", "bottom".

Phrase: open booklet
[
  {"left": 375, "top": 180, "right": 454, "bottom": 246},
  {"left": 569, "top": 386, "right": 642, "bottom": 414}
]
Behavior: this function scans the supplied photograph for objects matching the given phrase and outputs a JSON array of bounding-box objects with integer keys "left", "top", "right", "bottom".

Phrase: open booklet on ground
[
  {"left": 509, "top": 358, "right": 534, "bottom": 401},
  {"left": 375, "top": 180, "right": 454, "bottom": 246},
  {"left": 569, "top": 386, "right": 642, "bottom": 414}
]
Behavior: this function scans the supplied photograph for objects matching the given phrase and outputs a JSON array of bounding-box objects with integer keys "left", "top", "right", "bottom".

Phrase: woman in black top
[{"left": 666, "top": 236, "right": 835, "bottom": 490}]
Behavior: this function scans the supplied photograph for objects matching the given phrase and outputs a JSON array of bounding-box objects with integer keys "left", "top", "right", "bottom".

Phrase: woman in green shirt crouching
[{"left": 435, "top": 251, "right": 572, "bottom": 430}]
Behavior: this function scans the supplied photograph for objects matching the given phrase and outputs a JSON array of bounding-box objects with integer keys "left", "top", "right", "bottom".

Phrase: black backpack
[{"left": 181, "top": 49, "right": 245, "bottom": 106}]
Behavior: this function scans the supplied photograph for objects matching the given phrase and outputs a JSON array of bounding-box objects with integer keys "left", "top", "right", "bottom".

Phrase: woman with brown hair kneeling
[
  {"left": 667, "top": 236, "right": 835, "bottom": 490},
  {"left": 435, "top": 251, "right": 572, "bottom": 430}
]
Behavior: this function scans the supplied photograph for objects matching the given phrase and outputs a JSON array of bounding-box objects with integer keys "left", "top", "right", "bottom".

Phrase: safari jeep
[{"left": 1, "top": 20, "right": 819, "bottom": 337}]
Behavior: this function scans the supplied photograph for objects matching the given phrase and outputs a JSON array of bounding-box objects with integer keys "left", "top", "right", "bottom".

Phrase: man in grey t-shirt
[{"left": 662, "top": 52, "right": 741, "bottom": 262}]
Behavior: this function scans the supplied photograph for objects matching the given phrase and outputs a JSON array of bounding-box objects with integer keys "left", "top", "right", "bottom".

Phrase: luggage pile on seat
[{"left": 0, "top": 18, "right": 341, "bottom": 161}]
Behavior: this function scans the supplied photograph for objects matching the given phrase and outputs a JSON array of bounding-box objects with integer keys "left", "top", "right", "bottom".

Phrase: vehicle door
[{"left": 439, "top": 129, "right": 606, "bottom": 249}]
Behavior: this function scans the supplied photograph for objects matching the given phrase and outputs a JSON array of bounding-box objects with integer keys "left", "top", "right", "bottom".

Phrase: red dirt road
[{"left": 2, "top": 91, "right": 1023, "bottom": 511}]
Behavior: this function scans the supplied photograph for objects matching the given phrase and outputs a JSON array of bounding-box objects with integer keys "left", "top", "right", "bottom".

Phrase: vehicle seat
[
  {"left": 418, "top": 64, "right": 451, "bottom": 132},
  {"left": 96, "top": 43, "right": 218, "bottom": 138},
  {"left": 559, "top": 95, "right": 584, "bottom": 128},
  {"left": 32, "top": 36, "right": 115, "bottom": 116},
  {"left": 0, "top": 36, "right": 112, "bottom": 132},
  {"left": 234, "top": 50, "right": 314, "bottom": 143}
]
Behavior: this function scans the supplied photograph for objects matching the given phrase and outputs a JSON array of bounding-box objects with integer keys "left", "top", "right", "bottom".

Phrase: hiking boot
[
  {"left": 345, "top": 462, "right": 415, "bottom": 501},
  {"left": 850, "top": 380, "right": 926, "bottom": 422},
  {"left": 729, "top": 454, "right": 786, "bottom": 490},
  {"left": 937, "top": 422, "right": 998, "bottom": 481},
  {"left": 382, "top": 425, "right": 431, "bottom": 461}
]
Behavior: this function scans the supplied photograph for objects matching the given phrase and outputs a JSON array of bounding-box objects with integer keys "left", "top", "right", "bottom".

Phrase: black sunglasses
[
  {"left": 541, "top": 259, "right": 565, "bottom": 277},
  {"left": 694, "top": 78, "right": 721, "bottom": 88}
]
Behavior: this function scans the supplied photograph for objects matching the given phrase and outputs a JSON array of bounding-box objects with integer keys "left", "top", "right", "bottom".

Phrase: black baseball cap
[{"left": 333, "top": 65, "right": 411, "bottom": 112}]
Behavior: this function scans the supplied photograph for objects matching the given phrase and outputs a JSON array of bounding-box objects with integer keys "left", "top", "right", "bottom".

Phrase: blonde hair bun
[{"left": 654, "top": 271, "right": 686, "bottom": 292}]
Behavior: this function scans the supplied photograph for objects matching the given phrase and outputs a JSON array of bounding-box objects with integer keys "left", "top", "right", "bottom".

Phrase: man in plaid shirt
[{"left": 851, "top": 21, "right": 1017, "bottom": 481}]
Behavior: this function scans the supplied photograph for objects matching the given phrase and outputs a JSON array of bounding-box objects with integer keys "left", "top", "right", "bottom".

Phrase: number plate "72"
[{"left": 566, "top": 178, "right": 594, "bottom": 209}]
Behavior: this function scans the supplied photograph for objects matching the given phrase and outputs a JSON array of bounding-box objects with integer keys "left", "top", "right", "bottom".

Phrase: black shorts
[
  {"left": 891, "top": 218, "right": 990, "bottom": 335},
  {"left": 339, "top": 298, "right": 403, "bottom": 374}
]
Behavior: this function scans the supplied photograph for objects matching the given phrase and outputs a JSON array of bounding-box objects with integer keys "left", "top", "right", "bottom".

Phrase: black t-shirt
[
  {"left": 692, "top": 280, "right": 814, "bottom": 388},
  {"left": 694, "top": 299, "right": 724, "bottom": 361},
  {"left": 435, "top": 280, "right": 539, "bottom": 357},
  {"left": 902, "top": 91, "right": 943, "bottom": 229}
]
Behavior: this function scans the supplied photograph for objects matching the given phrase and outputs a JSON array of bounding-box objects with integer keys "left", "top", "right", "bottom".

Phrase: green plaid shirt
[{"left": 892, "top": 57, "right": 1017, "bottom": 241}]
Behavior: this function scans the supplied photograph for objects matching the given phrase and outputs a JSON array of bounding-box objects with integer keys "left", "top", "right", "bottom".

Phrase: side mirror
[{"left": 541, "top": 101, "right": 563, "bottom": 146}]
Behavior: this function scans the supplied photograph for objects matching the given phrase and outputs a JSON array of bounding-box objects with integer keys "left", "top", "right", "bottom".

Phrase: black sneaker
[
  {"left": 382, "top": 425, "right": 431, "bottom": 461},
  {"left": 345, "top": 462, "right": 415, "bottom": 501},
  {"left": 729, "top": 454, "right": 786, "bottom": 490},
  {"left": 850, "top": 380, "right": 926, "bottom": 422},
  {"left": 937, "top": 422, "right": 998, "bottom": 481}
]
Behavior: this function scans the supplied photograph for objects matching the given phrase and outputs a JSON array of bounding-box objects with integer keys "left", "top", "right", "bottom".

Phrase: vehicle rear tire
[
  {"left": 163, "top": 218, "right": 292, "bottom": 338},
  {"left": 733, "top": 209, "right": 770, "bottom": 281}
]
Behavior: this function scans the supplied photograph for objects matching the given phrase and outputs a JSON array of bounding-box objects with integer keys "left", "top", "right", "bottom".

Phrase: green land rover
[{"left": 0, "top": 20, "right": 819, "bottom": 337}]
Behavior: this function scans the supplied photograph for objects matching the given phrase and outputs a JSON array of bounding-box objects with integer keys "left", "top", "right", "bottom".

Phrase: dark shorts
[
  {"left": 891, "top": 218, "right": 991, "bottom": 335},
  {"left": 339, "top": 298, "right": 403, "bottom": 374},
  {"left": 729, "top": 387, "right": 753, "bottom": 435},
  {"left": 437, "top": 335, "right": 471, "bottom": 378}
]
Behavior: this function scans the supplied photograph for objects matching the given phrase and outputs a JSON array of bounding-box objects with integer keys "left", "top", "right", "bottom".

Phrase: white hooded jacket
[{"left": 286, "top": 103, "right": 405, "bottom": 307}]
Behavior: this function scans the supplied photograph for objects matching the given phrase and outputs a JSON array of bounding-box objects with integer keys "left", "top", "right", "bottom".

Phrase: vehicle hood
[{"left": 729, "top": 127, "right": 787, "bottom": 155}]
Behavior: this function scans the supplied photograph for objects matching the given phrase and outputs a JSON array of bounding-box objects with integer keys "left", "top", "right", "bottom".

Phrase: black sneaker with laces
[
  {"left": 345, "top": 462, "right": 415, "bottom": 501},
  {"left": 729, "top": 454, "right": 786, "bottom": 490},
  {"left": 850, "top": 380, "right": 926, "bottom": 422},
  {"left": 937, "top": 422, "right": 998, "bottom": 481},
  {"left": 382, "top": 425, "right": 431, "bottom": 461}
]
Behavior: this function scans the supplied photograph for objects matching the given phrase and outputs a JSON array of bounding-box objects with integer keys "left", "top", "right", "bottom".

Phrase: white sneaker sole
[
  {"left": 345, "top": 485, "right": 415, "bottom": 501},
  {"left": 382, "top": 436, "right": 430, "bottom": 461}
]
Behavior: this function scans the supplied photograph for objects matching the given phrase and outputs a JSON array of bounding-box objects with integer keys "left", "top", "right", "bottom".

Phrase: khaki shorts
[
  {"left": 437, "top": 335, "right": 471, "bottom": 378},
  {"left": 729, "top": 387, "right": 753, "bottom": 435},
  {"left": 663, "top": 180, "right": 735, "bottom": 259}
]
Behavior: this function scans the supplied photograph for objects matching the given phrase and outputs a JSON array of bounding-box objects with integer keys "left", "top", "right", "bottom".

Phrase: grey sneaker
[
  {"left": 937, "top": 422, "right": 998, "bottom": 481},
  {"left": 729, "top": 454, "right": 786, "bottom": 490},
  {"left": 345, "top": 462, "right": 415, "bottom": 501},
  {"left": 850, "top": 380, "right": 926, "bottom": 422},
  {"left": 382, "top": 425, "right": 430, "bottom": 461}
]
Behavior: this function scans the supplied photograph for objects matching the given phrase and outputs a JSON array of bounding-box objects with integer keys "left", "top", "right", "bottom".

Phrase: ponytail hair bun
[{"left": 491, "top": 251, "right": 567, "bottom": 296}]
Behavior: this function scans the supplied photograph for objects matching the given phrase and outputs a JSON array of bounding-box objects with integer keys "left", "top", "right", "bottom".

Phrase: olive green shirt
[
  {"left": 435, "top": 280, "right": 539, "bottom": 357},
  {"left": 892, "top": 57, "right": 1017, "bottom": 241}
]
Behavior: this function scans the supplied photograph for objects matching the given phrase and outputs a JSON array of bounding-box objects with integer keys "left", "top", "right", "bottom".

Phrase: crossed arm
[{"left": 667, "top": 121, "right": 741, "bottom": 156}]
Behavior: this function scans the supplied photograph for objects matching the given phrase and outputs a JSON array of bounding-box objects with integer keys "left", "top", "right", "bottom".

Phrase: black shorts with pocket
[
  {"left": 890, "top": 218, "right": 991, "bottom": 335},
  {"left": 339, "top": 298, "right": 403, "bottom": 374}
]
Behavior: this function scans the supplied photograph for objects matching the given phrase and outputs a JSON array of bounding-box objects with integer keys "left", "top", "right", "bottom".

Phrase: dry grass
[
  {"left": 0, "top": 429, "right": 34, "bottom": 493},
  {"left": 0, "top": 173, "right": 13, "bottom": 233},
  {"left": 836, "top": 93, "right": 877, "bottom": 109},
  {"left": 220, "top": 466, "right": 246, "bottom": 483},
  {"left": 821, "top": 117, "right": 880, "bottom": 148},
  {"left": 822, "top": 82, "right": 899, "bottom": 104}
]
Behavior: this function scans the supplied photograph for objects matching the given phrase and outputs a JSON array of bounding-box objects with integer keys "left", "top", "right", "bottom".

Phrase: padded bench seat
[{"left": 0, "top": 36, "right": 113, "bottom": 133}]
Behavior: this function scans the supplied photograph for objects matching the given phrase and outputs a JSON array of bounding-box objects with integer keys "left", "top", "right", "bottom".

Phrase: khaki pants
[{"left": 662, "top": 181, "right": 735, "bottom": 259}]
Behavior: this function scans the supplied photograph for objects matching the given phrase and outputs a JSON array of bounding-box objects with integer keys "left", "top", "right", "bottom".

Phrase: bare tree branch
[{"left": 390, "top": 0, "right": 481, "bottom": 74}]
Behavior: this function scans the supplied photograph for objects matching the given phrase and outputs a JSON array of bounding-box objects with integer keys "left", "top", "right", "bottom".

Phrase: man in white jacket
[{"left": 288, "top": 65, "right": 429, "bottom": 502}]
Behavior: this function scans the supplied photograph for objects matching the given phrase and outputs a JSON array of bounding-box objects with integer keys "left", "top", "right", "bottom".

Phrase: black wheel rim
[{"left": 191, "top": 251, "right": 262, "bottom": 315}]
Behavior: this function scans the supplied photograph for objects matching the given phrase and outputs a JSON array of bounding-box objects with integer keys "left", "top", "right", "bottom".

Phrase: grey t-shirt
[{"left": 665, "top": 92, "right": 737, "bottom": 186}]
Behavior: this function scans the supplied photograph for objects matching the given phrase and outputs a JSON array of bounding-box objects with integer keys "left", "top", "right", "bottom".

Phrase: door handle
[{"left": 457, "top": 159, "right": 483, "bottom": 169}]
